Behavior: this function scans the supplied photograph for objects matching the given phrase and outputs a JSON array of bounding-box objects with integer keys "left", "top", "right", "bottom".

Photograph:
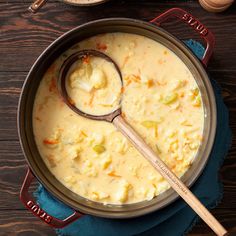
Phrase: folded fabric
[{"left": 34, "top": 39, "right": 232, "bottom": 236}]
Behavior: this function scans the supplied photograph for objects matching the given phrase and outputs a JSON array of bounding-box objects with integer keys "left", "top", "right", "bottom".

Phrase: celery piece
[
  {"left": 193, "top": 95, "right": 201, "bottom": 107},
  {"left": 155, "top": 144, "right": 162, "bottom": 154},
  {"left": 162, "top": 93, "right": 178, "bottom": 104},
  {"left": 191, "top": 87, "right": 199, "bottom": 96},
  {"left": 141, "top": 120, "right": 158, "bottom": 128},
  {"left": 93, "top": 144, "right": 106, "bottom": 154}
]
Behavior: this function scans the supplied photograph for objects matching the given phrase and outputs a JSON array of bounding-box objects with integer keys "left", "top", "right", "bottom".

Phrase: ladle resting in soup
[
  {"left": 65, "top": 54, "right": 122, "bottom": 116},
  {"left": 33, "top": 33, "right": 204, "bottom": 204}
]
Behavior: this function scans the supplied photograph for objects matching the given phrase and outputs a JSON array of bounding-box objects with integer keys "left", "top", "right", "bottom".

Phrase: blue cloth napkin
[{"left": 34, "top": 40, "right": 232, "bottom": 236}]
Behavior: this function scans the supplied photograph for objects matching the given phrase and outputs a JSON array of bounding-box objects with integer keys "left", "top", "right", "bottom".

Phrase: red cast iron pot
[{"left": 18, "top": 8, "right": 216, "bottom": 228}]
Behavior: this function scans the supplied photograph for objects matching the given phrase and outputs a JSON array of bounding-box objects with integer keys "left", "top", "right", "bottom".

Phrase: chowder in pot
[
  {"left": 33, "top": 32, "right": 204, "bottom": 204},
  {"left": 19, "top": 9, "right": 216, "bottom": 225}
]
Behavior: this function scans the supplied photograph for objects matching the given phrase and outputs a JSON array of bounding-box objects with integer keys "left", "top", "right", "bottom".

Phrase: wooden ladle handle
[{"left": 113, "top": 115, "right": 227, "bottom": 236}]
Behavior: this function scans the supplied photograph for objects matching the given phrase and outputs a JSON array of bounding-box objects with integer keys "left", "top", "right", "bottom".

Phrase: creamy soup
[{"left": 33, "top": 33, "right": 204, "bottom": 204}]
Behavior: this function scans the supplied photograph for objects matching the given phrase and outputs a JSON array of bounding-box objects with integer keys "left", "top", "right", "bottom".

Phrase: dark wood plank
[
  {"left": 0, "top": 2, "right": 236, "bottom": 71},
  {"left": 0, "top": 72, "right": 25, "bottom": 140},
  {"left": 0, "top": 140, "right": 27, "bottom": 210},
  {"left": 0, "top": 210, "right": 55, "bottom": 236}
]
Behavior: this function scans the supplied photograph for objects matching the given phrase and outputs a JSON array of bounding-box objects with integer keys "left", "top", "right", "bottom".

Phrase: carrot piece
[
  {"left": 147, "top": 79, "right": 154, "bottom": 88},
  {"left": 82, "top": 55, "right": 90, "bottom": 64},
  {"left": 96, "top": 42, "right": 107, "bottom": 51},
  {"left": 132, "top": 75, "right": 141, "bottom": 83},
  {"left": 43, "top": 139, "right": 59, "bottom": 145},
  {"left": 120, "top": 86, "right": 125, "bottom": 94},
  {"left": 126, "top": 80, "right": 132, "bottom": 86},
  {"left": 108, "top": 171, "right": 121, "bottom": 177},
  {"left": 124, "top": 75, "right": 140, "bottom": 85}
]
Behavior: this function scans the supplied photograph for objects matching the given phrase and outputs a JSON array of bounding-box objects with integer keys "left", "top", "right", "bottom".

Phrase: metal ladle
[{"left": 58, "top": 50, "right": 227, "bottom": 236}]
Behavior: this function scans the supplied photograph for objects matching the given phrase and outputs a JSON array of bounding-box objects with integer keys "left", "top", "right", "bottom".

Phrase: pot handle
[
  {"left": 150, "top": 8, "right": 215, "bottom": 66},
  {"left": 20, "top": 168, "right": 82, "bottom": 228},
  {"left": 28, "top": 0, "right": 48, "bottom": 13}
]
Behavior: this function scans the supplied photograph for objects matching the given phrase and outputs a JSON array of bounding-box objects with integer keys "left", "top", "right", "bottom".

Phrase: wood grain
[
  {"left": 0, "top": 2, "right": 236, "bottom": 71},
  {"left": 0, "top": 0, "right": 236, "bottom": 235},
  {"left": 0, "top": 210, "right": 55, "bottom": 236},
  {"left": 0, "top": 72, "right": 25, "bottom": 140}
]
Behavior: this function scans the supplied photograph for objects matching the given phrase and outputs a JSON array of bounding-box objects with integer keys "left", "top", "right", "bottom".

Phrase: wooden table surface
[{"left": 1, "top": 0, "right": 236, "bottom": 235}]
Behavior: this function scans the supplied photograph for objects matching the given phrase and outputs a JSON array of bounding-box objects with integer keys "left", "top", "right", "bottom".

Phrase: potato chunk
[
  {"left": 115, "top": 180, "right": 132, "bottom": 203},
  {"left": 90, "top": 68, "right": 107, "bottom": 89}
]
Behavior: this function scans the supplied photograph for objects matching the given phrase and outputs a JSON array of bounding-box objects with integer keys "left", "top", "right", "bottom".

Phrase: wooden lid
[
  {"left": 199, "top": 0, "right": 234, "bottom": 12},
  {"left": 207, "top": 0, "right": 234, "bottom": 6}
]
